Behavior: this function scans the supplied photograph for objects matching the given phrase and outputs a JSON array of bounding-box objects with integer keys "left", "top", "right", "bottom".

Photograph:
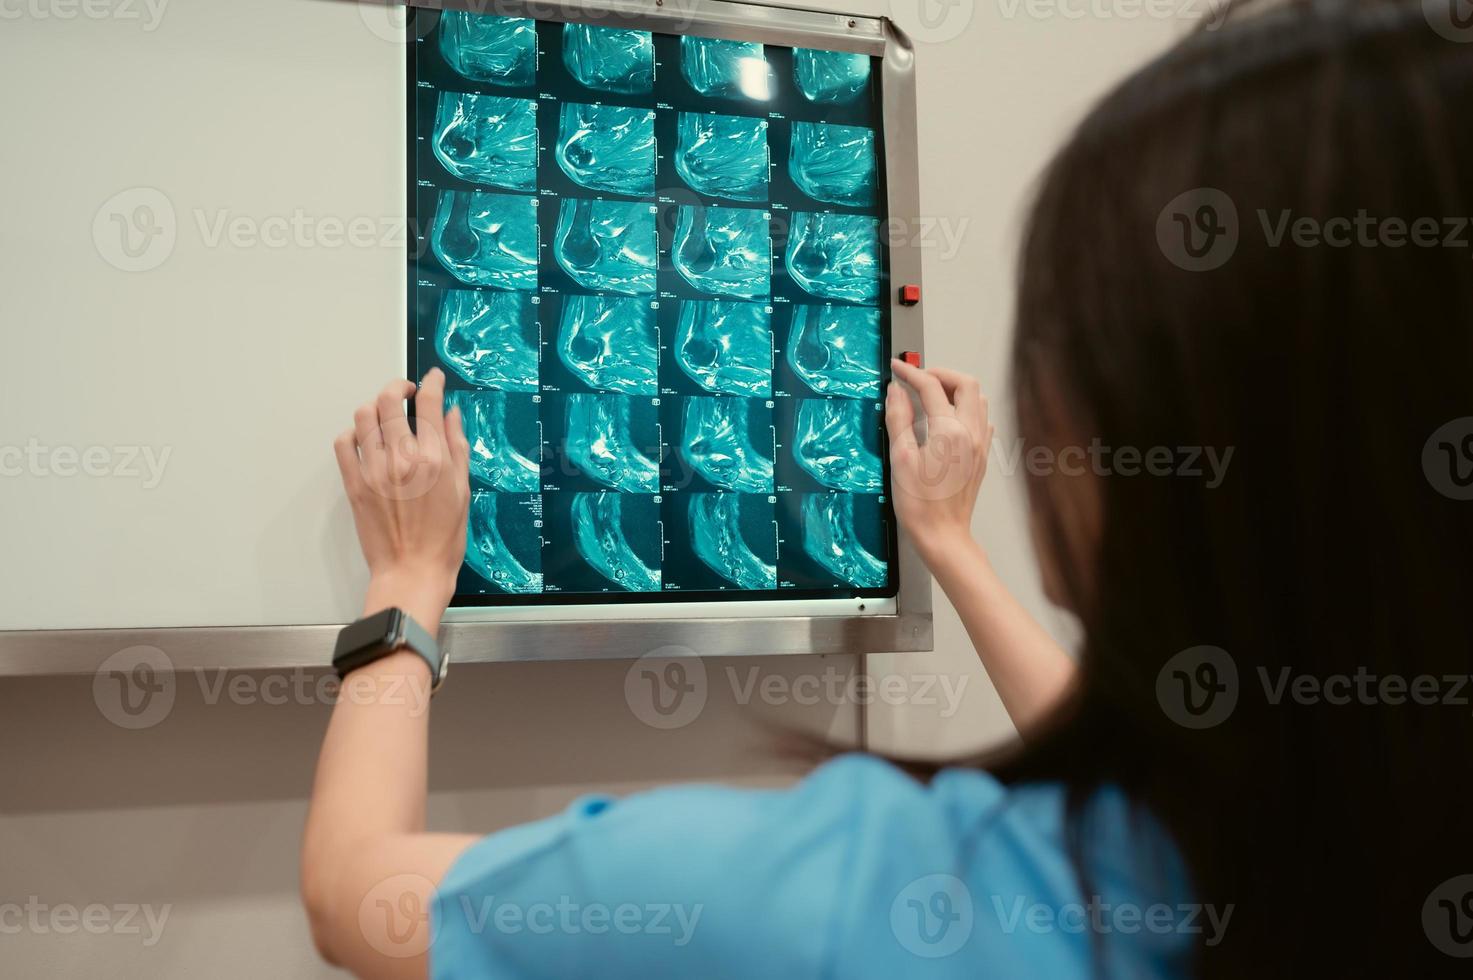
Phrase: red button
[
  {"left": 901, "top": 351, "right": 921, "bottom": 367},
  {"left": 899, "top": 284, "right": 921, "bottom": 306}
]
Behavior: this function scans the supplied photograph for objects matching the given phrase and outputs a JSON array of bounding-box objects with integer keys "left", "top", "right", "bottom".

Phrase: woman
[{"left": 302, "top": 1, "right": 1473, "bottom": 976}]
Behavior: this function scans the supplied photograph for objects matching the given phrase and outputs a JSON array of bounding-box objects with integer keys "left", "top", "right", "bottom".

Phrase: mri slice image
[
  {"left": 789, "top": 122, "right": 877, "bottom": 207},
  {"left": 465, "top": 492, "right": 543, "bottom": 594},
  {"left": 793, "top": 398, "right": 882, "bottom": 492},
  {"left": 793, "top": 48, "right": 871, "bottom": 104},
  {"left": 434, "top": 289, "right": 538, "bottom": 391},
  {"left": 564, "top": 394, "right": 659, "bottom": 492},
  {"left": 555, "top": 198, "right": 657, "bottom": 294},
  {"left": 675, "top": 112, "right": 769, "bottom": 202},
  {"left": 562, "top": 24, "right": 653, "bottom": 94},
  {"left": 786, "top": 304, "right": 881, "bottom": 399},
  {"left": 446, "top": 390, "right": 541, "bottom": 492},
  {"left": 555, "top": 103, "right": 656, "bottom": 196},
  {"left": 431, "top": 191, "right": 539, "bottom": 290},
  {"left": 675, "top": 300, "right": 772, "bottom": 397},
  {"left": 571, "top": 492, "right": 661, "bottom": 591},
  {"left": 556, "top": 294, "right": 657, "bottom": 395},
  {"left": 690, "top": 493, "right": 777, "bottom": 589},
  {"left": 672, "top": 205, "right": 771, "bottom": 298},
  {"left": 439, "top": 13, "right": 536, "bottom": 87},
  {"left": 681, "top": 36, "right": 770, "bottom": 100},
  {"left": 432, "top": 92, "right": 537, "bottom": 191},
  {"left": 785, "top": 211, "right": 880, "bottom": 304},
  {"left": 801, "top": 493, "right": 886, "bottom": 588},
  {"left": 679, "top": 397, "right": 774, "bottom": 493}
]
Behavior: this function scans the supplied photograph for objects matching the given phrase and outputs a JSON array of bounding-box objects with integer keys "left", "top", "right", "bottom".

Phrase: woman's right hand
[{"left": 885, "top": 359, "right": 993, "bottom": 559}]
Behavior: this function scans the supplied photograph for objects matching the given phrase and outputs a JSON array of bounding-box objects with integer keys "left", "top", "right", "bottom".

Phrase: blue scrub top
[{"left": 430, "top": 754, "right": 1197, "bottom": 978}]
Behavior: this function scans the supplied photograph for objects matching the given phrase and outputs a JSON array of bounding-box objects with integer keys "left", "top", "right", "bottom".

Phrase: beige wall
[{"left": 0, "top": 0, "right": 1197, "bottom": 975}]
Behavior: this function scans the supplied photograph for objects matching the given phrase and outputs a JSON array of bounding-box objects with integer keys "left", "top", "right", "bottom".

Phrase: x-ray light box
[{"left": 409, "top": 0, "right": 932, "bottom": 656}]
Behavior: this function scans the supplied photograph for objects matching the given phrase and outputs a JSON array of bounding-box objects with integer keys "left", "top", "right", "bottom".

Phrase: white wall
[
  {"left": 0, "top": 0, "right": 1199, "bottom": 975},
  {"left": 0, "top": 0, "right": 410, "bottom": 630}
]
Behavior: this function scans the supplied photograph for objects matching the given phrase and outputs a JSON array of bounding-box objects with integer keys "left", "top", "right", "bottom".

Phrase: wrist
[
  {"left": 363, "top": 569, "right": 452, "bottom": 632},
  {"left": 910, "top": 522, "right": 979, "bottom": 562},
  {"left": 914, "top": 530, "right": 989, "bottom": 579}
]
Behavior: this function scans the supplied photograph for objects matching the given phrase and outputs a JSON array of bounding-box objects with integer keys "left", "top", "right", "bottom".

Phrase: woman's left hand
[{"left": 333, "top": 368, "right": 470, "bottom": 628}]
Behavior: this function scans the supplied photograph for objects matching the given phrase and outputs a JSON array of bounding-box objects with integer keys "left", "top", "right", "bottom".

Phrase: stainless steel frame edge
[
  {"left": 0, "top": 1, "right": 933, "bottom": 676},
  {"left": 407, "top": 0, "right": 886, "bottom": 55}
]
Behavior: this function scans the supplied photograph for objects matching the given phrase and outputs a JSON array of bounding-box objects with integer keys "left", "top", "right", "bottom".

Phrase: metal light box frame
[{"left": 0, "top": 0, "right": 929, "bottom": 677}]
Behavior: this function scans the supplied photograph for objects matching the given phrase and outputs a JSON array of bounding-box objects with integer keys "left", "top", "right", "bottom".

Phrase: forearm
[
  {"left": 920, "top": 536, "right": 1077, "bottom": 736},
  {"left": 300, "top": 580, "right": 447, "bottom": 923},
  {"left": 303, "top": 371, "right": 481, "bottom": 977}
]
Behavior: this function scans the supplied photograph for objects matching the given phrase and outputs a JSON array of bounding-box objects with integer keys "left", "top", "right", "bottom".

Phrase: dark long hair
[{"left": 987, "top": 0, "right": 1473, "bottom": 974}]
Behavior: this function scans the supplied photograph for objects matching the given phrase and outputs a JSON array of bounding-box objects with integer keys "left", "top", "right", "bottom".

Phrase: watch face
[{"left": 333, "top": 607, "right": 400, "bottom": 659}]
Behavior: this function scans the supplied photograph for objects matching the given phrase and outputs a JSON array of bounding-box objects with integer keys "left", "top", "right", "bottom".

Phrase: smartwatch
[{"left": 332, "top": 607, "right": 449, "bottom": 694}]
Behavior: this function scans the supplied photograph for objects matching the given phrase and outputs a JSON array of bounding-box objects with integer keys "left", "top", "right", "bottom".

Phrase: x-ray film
[{"left": 408, "top": 8, "right": 897, "bottom": 604}]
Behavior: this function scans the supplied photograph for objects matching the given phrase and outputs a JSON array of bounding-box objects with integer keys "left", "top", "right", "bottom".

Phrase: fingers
[
  {"left": 332, "top": 429, "right": 364, "bottom": 497},
  {"left": 445, "top": 402, "right": 470, "bottom": 472},
  {"left": 415, "top": 368, "right": 446, "bottom": 442},
  {"left": 376, "top": 379, "right": 417, "bottom": 458},
  {"left": 885, "top": 380, "right": 919, "bottom": 452},
  {"left": 890, "top": 358, "right": 953, "bottom": 420},
  {"left": 353, "top": 401, "right": 384, "bottom": 464},
  {"left": 925, "top": 367, "right": 986, "bottom": 432}
]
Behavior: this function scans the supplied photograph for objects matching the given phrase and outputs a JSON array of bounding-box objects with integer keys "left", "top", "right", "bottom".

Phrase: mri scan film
[{"left": 408, "top": 10, "right": 896, "bottom": 604}]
